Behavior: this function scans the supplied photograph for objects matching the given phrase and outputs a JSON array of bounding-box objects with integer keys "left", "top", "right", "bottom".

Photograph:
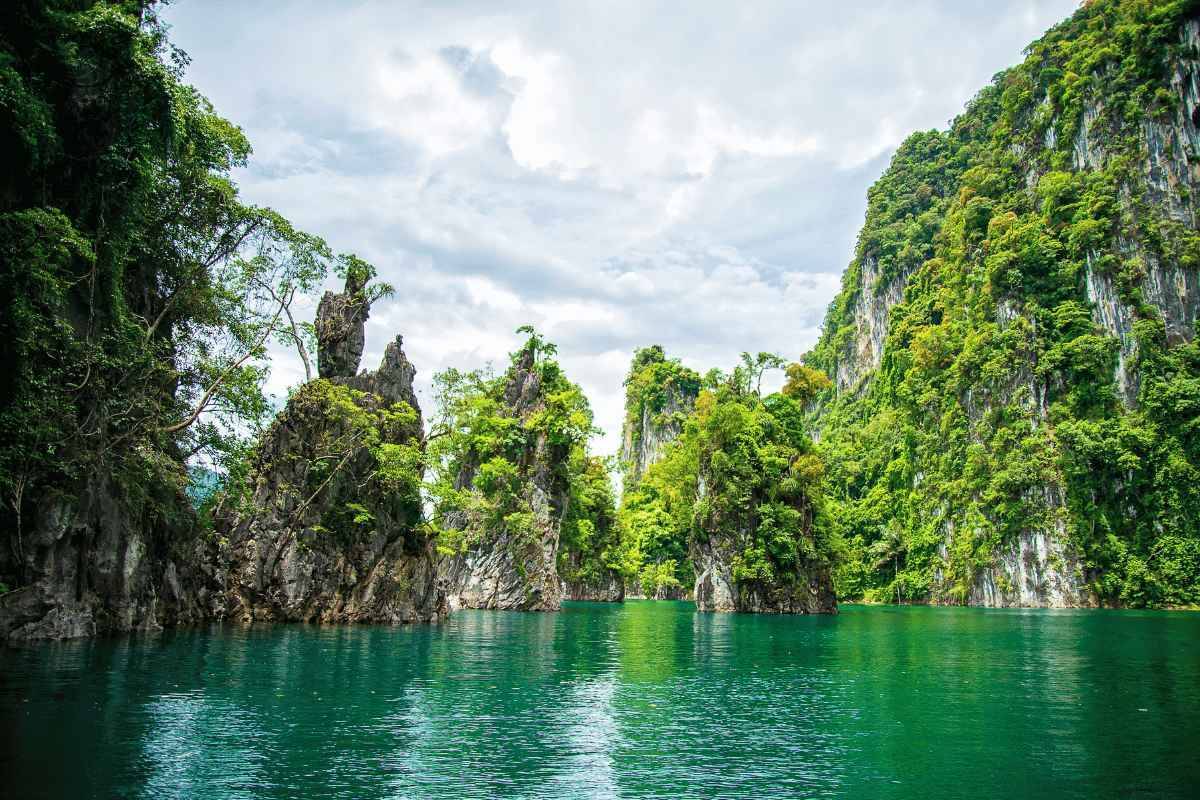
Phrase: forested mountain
[
  {"left": 615, "top": 349, "right": 837, "bottom": 611},
  {"left": 806, "top": 0, "right": 1200, "bottom": 608},
  {"left": 0, "top": 1, "right": 351, "bottom": 637},
  {"left": 4, "top": 0, "right": 1199, "bottom": 641}
]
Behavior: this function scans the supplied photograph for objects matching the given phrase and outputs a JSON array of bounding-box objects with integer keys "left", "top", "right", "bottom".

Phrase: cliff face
[
  {"left": 439, "top": 345, "right": 571, "bottom": 611},
  {"left": 619, "top": 346, "right": 701, "bottom": 487},
  {"left": 561, "top": 570, "right": 625, "bottom": 602},
  {"left": 833, "top": 256, "right": 913, "bottom": 393},
  {"left": 693, "top": 535, "right": 836, "bottom": 614},
  {"left": 689, "top": 424, "right": 837, "bottom": 615},
  {"left": 809, "top": 2, "right": 1200, "bottom": 609},
  {"left": 216, "top": 279, "right": 446, "bottom": 624},
  {"left": 671, "top": 386, "right": 838, "bottom": 615},
  {"left": 1074, "top": 19, "right": 1200, "bottom": 405},
  {"left": 0, "top": 468, "right": 219, "bottom": 640},
  {"left": 620, "top": 384, "right": 696, "bottom": 484}
]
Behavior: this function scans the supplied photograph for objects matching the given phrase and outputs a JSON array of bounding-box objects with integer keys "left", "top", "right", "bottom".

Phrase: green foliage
[
  {"left": 808, "top": 0, "right": 1200, "bottom": 607},
  {"left": 0, "top": 1, "right": 350, "bottom": 587},
  {"left": 427, "top": 328, "right": 600, "bottom": 559},
  {"left": 621, "top": 345, "right": 701, "bottom": 477},
  {"left": 782, "top": 363, "right": 833, "bottom": 406},
  {"left": 618, "top": 361, "right": 837, "bottom": 598},
  {"left": 558, "top": 455, "right": 627, "bottom": 588},
  {"left": 252, "top": 379, "right": 425, "bottom": 544}
]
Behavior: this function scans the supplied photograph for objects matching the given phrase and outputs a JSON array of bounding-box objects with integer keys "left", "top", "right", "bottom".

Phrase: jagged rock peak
[
  {"left": 216, "top": 331, "right": 445, "bottom": 626},
  {"left": 504, "top": 342, "right": 542, "bottom": 411},
  {"left": 339, "top": 335, "right": 421, "bottom": 415},
  {"left": 439, "top": 338, "right": 575, "bottom": 612},
  {"left": 619, "top": 345, "right": 701, "bottom": 485},
  {"left": 316, "top": 272, "right": 370, "bottom": 379}
]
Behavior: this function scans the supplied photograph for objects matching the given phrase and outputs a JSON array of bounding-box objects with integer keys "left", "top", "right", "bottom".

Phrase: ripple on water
[{"left": 1, "top": 602, "right": 1198, "bottom": 799}]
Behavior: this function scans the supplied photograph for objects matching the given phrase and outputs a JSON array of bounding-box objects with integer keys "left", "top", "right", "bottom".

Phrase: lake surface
[{"left": 2, "top": 601, "right": 1198, "bottom": 799}]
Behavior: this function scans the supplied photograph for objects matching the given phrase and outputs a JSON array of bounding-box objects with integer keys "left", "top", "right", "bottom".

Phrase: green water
[{"left": 2, "top": 602, "right": 1198, "bottom": 799}]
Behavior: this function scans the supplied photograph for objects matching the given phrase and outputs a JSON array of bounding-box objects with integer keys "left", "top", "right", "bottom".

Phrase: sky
[{"left": 163, "top": 0, "right": 1080, "bottom": 454}]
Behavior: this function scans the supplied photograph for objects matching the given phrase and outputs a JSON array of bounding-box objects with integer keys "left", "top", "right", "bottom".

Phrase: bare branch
[
  {"left": 159, "top": 299, "right": 286, "bottom": 435},
  {"left": 253, "top": 278, "right": 312, "bottom": 382}
]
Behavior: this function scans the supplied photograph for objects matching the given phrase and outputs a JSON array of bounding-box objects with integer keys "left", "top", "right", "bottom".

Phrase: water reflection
[{"left": 1, "top": 604, "right": 1198, "bottom": 799}]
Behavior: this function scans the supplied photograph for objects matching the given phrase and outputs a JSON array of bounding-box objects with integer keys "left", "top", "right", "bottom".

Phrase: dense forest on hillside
[
  {"left": 0, "top": 1, "right": 365, "bottom": 632},
  {"left": 805, "top": 0, "right": 1200, "bottom": 607},
  {"left": 4, "top": 0, "right": 1200, "bottom": 640}
]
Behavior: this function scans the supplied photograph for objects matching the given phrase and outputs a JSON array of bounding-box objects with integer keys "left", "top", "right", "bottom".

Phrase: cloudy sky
[{"left": 164, "top": 0, "right": 1078, "bottom": 453}]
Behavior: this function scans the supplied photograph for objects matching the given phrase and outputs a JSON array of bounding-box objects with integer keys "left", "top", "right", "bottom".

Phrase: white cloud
[{"left": 164, "top": 0, "right": 1079, "bottom": 453}]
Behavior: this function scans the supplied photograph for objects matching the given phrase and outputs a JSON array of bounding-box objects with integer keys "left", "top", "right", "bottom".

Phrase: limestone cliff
[
  {"left": 620, "top": 385, "right": 696, "bottom": 484},
  {"left": 619, "top": 346, "right": 701, "bottom": 486},
  {"left": 216, "top": 278, "right": 445, "bottom": 624},
  {"left": 832, "top": 255, "right": 913, "bottom": 394},
  {"left": 315, "top": 271, "right": 369, "bottom": 380},
  {"left": 614, "top": 346, "right": 702, "bottom": 599},
  {"left": 808, "top": 2, "right": 1200, "bottom": 609},
  {"left": 561, "top": 570, "right": 625, "bottom": 602},
  {"left": 689, "top": 395, "right": 838, "bottom": 615},
  {"left": 693, "top": 536, "right": 836, "bottom": 614},
  {"left": 1072, "top": 19, "right": 1200, "bottom": 406},
  {"left": 438, "top": 344, "right": 572, "bottom": 611},
  {"left": 0, "top": 466, "right": 219, "bottom": 640}
]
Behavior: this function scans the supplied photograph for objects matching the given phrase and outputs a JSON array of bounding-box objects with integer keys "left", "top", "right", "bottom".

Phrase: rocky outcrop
[
  {"left": 693, "top": 535, "right": 836, "bottom": 614},
  {"left": 562, "top": 573, "right": 625, "bottom": 602},
  {"left": 215, "top": 312, "right": 446, "bottom": 624},
  {"left": 440, "top": 345, "right": 569, "bottom": 611},
  {"left": 0, "top": 466, "right": 219, "bottom": 640},
  {"left": 315, "top": 272, "right": 369, "bottom": 380},
  {"left": 833, "top": 256, "right": 912, "bottom": 394},
  {"left": 619, "top": 346, "right": 700, "bottom": 485},
  {"left": 1072, "top": 20, "right": 1200, "bottom": 405},
  {"left": 690, "top": 458, "right": 837, "bottom": 615},
  {"left": 216, "top": 331, "right": 446, "bottom": 623},
  {"left": 620, "top": 383, "right": 696, "bottom": 484}
]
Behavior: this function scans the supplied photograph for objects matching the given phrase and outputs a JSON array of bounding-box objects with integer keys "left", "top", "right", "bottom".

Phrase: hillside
[{"left": 806, "top": 0, "right": 1200, "bottom": 607}]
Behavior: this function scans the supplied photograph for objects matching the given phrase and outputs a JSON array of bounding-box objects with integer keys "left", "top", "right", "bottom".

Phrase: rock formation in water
[
  {"left": 0, "top": 471, "right": 220, "bottom": 640},
  {"left": 614, "top": 346, "right": 701, "bottom": 599},
  {"left": 0, "top": 2, "right": 238, "bottom": 640},
  {"left": 561, "top": 569, "right": 626, "bottom": 602},
  {"left": 438, "top": 340, "right": 581, "bottom": 611},
  {"left": 619, "top": 346, "right": 701, "bottom": 486},
  {"left": 688, "top": 390, "right": 838, "bottom": 614},
  {"left": 693, "top": 534, "right": 837, "bottom": 614},
  {"left": 216, "top": 279, "right": 446, "bottom": 623},
  {"left": 806, "top": 2, "right": 1200, "bottom": 609}
]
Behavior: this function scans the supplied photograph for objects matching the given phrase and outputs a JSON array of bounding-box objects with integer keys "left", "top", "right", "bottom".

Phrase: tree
[
  {"left": 0, "top": 1, "right": 353, "bottom": 589},
  {"left": 782, "top": 363, "right": 833, "bottom": 406},
  {"left": 738, "top": 351, "right": 787, "bottom": 395}
]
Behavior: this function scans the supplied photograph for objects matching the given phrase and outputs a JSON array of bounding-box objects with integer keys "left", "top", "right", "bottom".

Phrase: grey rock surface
[
  {"left": 217, "top": 337, "right": 447, "bottom": 625},
  {"left": 440, "top": 345, "right": 569, "bottom": 612},
  {"left": 315, "top": 273, "right": 369, "bottom": 379}
]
